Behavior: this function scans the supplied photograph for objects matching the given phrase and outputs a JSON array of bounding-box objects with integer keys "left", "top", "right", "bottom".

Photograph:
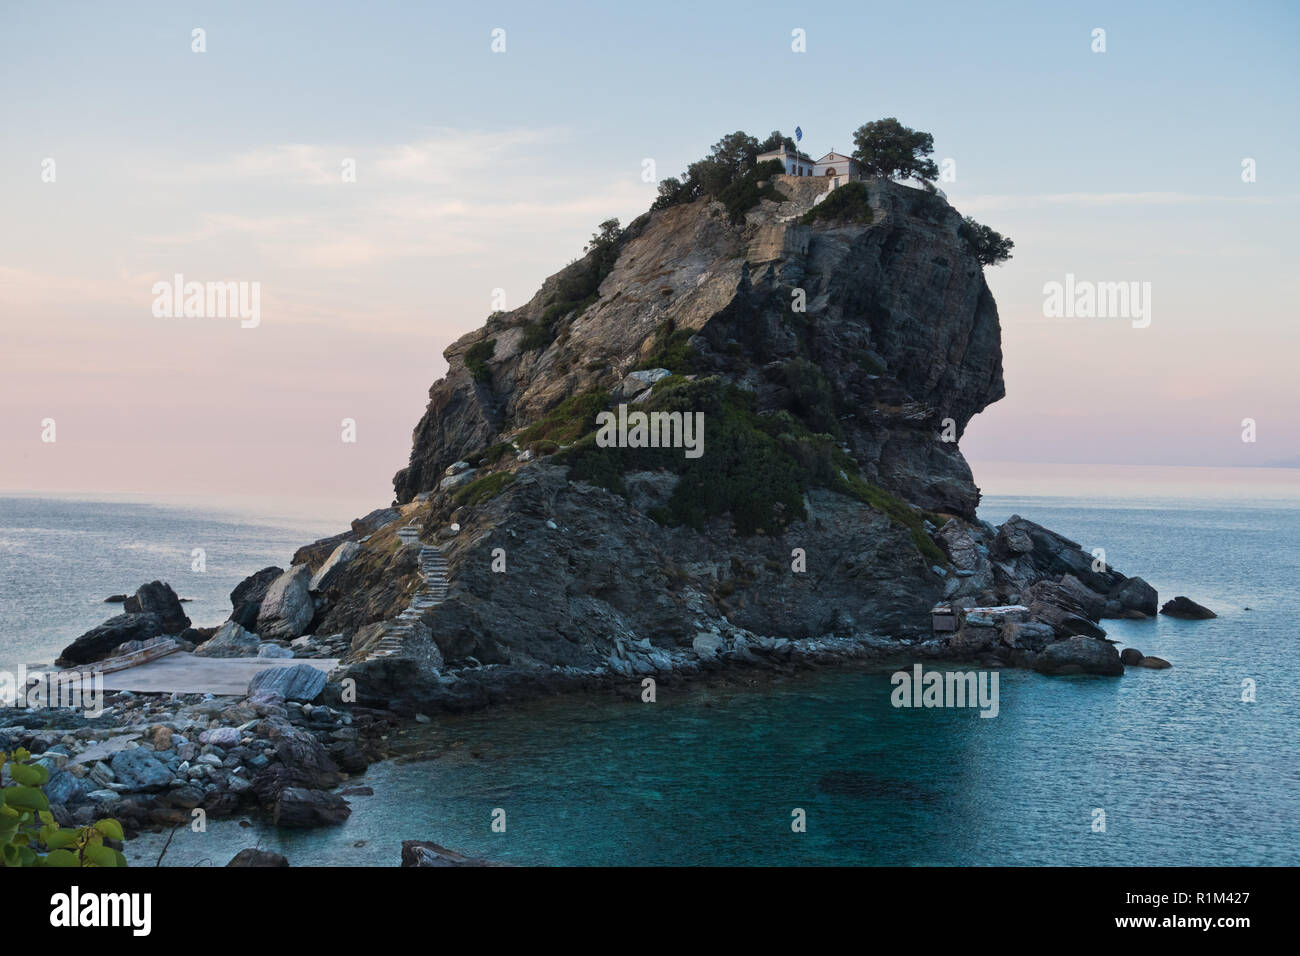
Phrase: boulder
[
  {"left": 226, "top": 848, "right": 289, "bottom": 867},
  {"left": 273, "top": 787, "right": 350, "bottom": 828},
  {"left": 439, "top": 468, "right": 478, "bottom": 491},
  {"left": 692, "top": 632, "right": 726, "bottom": 660},
  {"left": 229, "top": 566, "right": 283, "bottom": 631},
  {"left": 1159, "top": 596, "right": 1216, "bottom": 620},
  {"left": 56, "top": 613, "right": 162, "bottom": 666},
  {"left": 109, "top": 748, "right": 173, "bottom": 791},
  {"left": 1111, "top": 576, "right": 1158, "bottom": 617},
  {"left": 400, "top": 840, "right": 493, "bottom": 867},
  {"left": 247, "top": 664, "right": 327, "bottom": 702},
  {"left": 203, "top": 727, "right": 241, "bottom": 748},
  {"left": 1032, "top": 636, "right": 1124, "bottom": 676},
  {"left": 309, "top": 540, "right": 360, "bottom": 591},
  {"left": 612, "top": 368, "right": 671, "bottom": 401},
  {"left": 123, "top": 581, "right": 190, "bottom": 634},
  {"left": 1119, "top": 647, "right": 1145, "bottom": 666},
  {"left": 352, "top": 507, "right": 400, "bottom": 535},
  {"left": 257, "top": 643, "right": 294, "bottom": 659},
  {"left": 43, "top": 768, "right": 86, "bottom": 806},
  {"left": 256, "top": 565, "right": 315, "bottom": 640},
  {"left": 1136, "top": 656, "right": 1172, "bottom": 669},
  {"left": 195, "top": 621, "right": 261, "bottom": 658}
]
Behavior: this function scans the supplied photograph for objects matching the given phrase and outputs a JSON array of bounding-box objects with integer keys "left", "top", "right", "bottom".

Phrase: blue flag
[{"left": 794, "top": 126, "right": 802, "bottom": 142}]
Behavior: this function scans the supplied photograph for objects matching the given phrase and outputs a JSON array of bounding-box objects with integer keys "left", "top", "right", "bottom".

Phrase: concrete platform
[{"left": 62, "top": 652, "right": 339, "bottom": 697}]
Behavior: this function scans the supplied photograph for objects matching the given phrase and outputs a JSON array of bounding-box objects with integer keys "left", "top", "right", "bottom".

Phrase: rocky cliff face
[
  {"left": 138, "top": 173, "right": 1165, "bottom": 710},
  {"left": 394, "top": 177, "right": 1003, "bottom": 518}
]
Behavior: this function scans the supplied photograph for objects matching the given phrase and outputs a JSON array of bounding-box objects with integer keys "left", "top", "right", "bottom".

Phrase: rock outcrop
[
  {"left": 123, "top": 580, "right": 190, "bottom": 634},
  {"left": 1160, "top": 596, "right": 1216, "bottom": 619},
  {"left": 256, "top": 565, "right": 315, "bottom": 640},
  {"left": 57, "top": 612, "right": 163, "bottom": 666}
]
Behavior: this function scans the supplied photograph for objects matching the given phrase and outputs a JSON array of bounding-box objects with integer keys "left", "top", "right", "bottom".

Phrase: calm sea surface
[{"left": 2, "top": 486, "right": 1296, "bottom": 866}]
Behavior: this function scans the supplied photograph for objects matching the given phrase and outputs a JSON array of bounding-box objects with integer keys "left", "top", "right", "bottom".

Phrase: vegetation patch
[
  {"left": 452, "top": 470, "right": 516, "bottom": 508},
  {"left": 636, "top": 320, "right": 699, "bottom": 373},
  {"left": 515, "top": 388, "right": 610, "bottom": 450},
  {"left": 801, "top": 181, "right": 873, "bottom": 225},
  {"left": 521, "top": 219, "right": 623, "bottom": 352},
  {"left": 558, "top": 375, "right": 944, "bottom": 558},
  {"left": 464, "top": 338, "right": 496, "bottom": 383},
  {"left": 717, "top": 159, "right": 789, "bottom": 222}
]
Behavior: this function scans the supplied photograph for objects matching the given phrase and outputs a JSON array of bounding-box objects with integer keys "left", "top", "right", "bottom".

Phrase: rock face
[
  {"left": 309, "top": 540, "right": 360, "bottom": 591},
  {"left": 1160, "top": 596, "right": 1216, "bottom": 619},
  {"left": 229, "top": 566, "right": 282, "bottom": 631},
  {"left": 117, "top": 170, "right": 1168, "bottom": 705},
  {"left": 256, "top": 565, "right": 315, "bottom": 640},
  {"left": 57, "top": 613, "right": 162, "bottom": 666},
  {"left": 393, "top": 178, "right": 1003, "bottom": 517},
  {"left": 123, "top": 580, "right": 190, "bottom": 634}
]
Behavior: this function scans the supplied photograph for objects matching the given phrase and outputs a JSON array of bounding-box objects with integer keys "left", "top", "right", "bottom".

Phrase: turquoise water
[{"left": 121, "top": 493, "right": 1300, "bottom": 866}]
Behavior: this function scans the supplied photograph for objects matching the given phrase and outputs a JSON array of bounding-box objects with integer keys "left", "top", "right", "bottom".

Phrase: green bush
[
  {"left": 1, "top": 748, "right": 127, "bottom": 867},
  {"left": 464, "top": 338, "right": 496, "bottom": 383},
  {"left": 516, "top": 388, "right": 610, "bottom": 449},
  {"left": 452, "top": 470, "right": 516, "bottom": 508},
  {"left": 801, "top": 181, "right": 873, "bottom": 225},
  {"left": 637, "top": 321, "right": 699, "bottom": 373},
  {"left": 718, "top": 159, "right": 788, "bottom": 222}
]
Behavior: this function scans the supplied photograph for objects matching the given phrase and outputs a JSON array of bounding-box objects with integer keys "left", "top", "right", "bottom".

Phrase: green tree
[
  {"left": 850, "top": 118, "right": 939, "bottom": 183},
  {"left": 959, "top": 216, "right": 1015, "bottom": 266}
]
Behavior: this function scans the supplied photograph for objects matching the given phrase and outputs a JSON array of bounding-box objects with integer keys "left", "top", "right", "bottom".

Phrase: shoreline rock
[{"left": 1160, "top": 596, "right": 1216, "bottom": 619}]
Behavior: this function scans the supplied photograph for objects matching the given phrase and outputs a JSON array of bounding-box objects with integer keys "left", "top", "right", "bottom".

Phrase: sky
[{"left": 2, "top": 0, "right": 1297, "bottom": 513}]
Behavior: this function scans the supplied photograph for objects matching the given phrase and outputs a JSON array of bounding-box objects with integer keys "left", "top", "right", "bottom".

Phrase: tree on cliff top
[
  {"left": 850, "top": 118, "right": 939, "bottom": 184},
  {"left": 959, "top": 216, "right": 1015, "bottom": 266}
]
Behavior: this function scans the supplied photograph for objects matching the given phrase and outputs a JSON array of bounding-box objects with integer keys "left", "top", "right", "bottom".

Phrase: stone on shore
[
  {"left": 273, "top": 787, "right": 350, "bottom": 827},
  {"left": 247, "top": 664, "right": 327, "bottom": 702},
  {"left": 1032, "top": 636, "right": 1124, "bottom": 676},
  {"left": 109, "top": 748, "right": 173, "bottom": 791},
  {"left": 56, "top": 612, "right": 162, "bottom": 666},
  {"left": 400, "top": 840, "right": 493, "bottom": 867},
  {"left": 256, "top": 565, "right": 315, "bottom": 640},
  {"left": 122, "top": 580, "right": 190, "bottom": 634},
  {"left": 1160, "top": 596, "right": 1216, "bottom": 619},
  {"left": 227, "top": 848, "right": 290, "bottom": 867},
  {"left": 195, "top": 620, "right": 261, "bottom": 658}
]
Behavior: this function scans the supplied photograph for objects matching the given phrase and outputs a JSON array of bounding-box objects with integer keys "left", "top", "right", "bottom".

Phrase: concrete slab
[{"left": 60, "top": 652, "right": 339, "bottom": 697}]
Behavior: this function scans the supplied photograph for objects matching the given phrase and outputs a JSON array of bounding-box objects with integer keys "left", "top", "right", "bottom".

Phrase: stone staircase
[{"left": 365, "top": 542, "right": 449, "bottom": 661}]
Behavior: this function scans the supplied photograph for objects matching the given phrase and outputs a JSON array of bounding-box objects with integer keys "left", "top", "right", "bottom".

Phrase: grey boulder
[
  {"left": 256, "top": 565, "right": 315, "bottom": 640},
  {"left": 1032, "top": 636, "right": 1124, "bottom": 676},
  {"left": 247, "top": 664, "right": 327, "bottom": 702}
]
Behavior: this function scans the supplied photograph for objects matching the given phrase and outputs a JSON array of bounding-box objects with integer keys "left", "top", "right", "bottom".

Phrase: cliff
[{"left": 60, "top": 172, "right": 1164, "bottom": 709}]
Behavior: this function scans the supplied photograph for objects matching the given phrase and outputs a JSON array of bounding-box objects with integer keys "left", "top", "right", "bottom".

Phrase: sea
[{"left": 1, "top": 465, "right": 1296, "bottom": 866}]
